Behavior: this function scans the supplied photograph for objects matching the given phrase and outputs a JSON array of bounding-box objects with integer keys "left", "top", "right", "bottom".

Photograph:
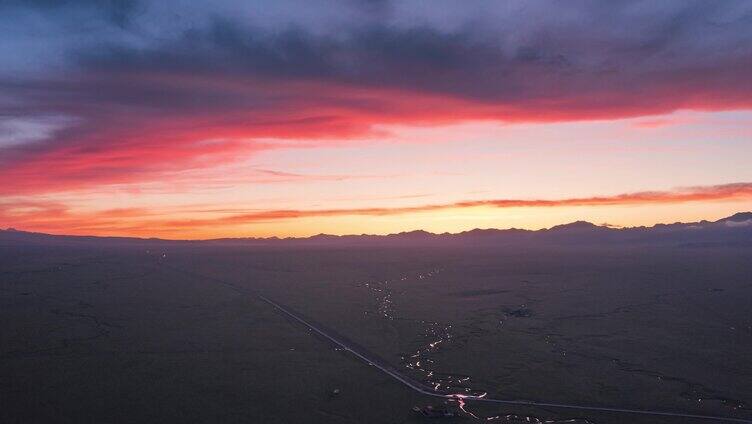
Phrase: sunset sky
[{"left": 1, "top": 0, "right": 752, "bottom": 239}]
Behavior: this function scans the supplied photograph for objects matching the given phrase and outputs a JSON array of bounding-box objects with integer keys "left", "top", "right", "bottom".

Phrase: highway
[
  {"left": 161, "top": 262, "right": 751, "bottom": 424},
  {"left": 258, "top": 294, "right": 439, "bottom": 396},
  {"left": 259, "top": 294, "right": 752, "bottom": 423}
]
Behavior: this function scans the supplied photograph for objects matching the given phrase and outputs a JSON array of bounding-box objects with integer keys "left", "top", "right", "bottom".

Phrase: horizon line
[{"left": 3, "top": 211, "right": 750, "bottom": 243}]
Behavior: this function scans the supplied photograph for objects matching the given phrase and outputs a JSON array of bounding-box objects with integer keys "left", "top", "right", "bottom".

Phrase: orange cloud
[
  {"left": 162, "top": 182, "right": 752, "bottom": 227},
  {"left": 4, "top": 182, "right": 751, "bottom": 238}
]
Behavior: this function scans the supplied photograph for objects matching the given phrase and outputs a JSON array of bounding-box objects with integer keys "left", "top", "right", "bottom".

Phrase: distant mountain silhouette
[
  {"left": 2, "top": 212, "right": 752, "bottom": 247},
  {"left": 716, "top": 212, "right": 752, "bottom": 224},
  {"left": 547, "top": 221, "right": 600, "bottom": 231}
]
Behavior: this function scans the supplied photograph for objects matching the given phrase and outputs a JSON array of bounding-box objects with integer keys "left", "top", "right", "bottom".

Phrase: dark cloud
[
  {"left": 1, "top": 1, "right": 752, "bottom": 194},
  {"left": 1, "top": 0, "right": 143, "bottom": 27},
  {"left": 19, "top": 1, "right": 752, "bottom": 104}
]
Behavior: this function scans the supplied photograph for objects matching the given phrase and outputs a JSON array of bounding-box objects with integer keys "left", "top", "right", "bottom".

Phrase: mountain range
[{"left": 2, "top": 212, "right": 752, "bottom": 248}]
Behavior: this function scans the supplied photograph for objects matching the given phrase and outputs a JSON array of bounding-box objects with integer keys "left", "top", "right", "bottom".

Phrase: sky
[{"left": 1, "top": 0, "right": 752, "bottom": 239}]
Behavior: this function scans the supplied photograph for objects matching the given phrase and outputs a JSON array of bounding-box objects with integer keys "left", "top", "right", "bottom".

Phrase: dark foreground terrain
[{"left": 2, "top": 220, "right": 752, "bottom": 423}]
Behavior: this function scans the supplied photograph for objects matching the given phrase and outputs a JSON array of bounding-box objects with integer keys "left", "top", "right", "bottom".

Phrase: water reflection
[
  {"left": 482, "top": 414, "right": 595, "bottom": 423},
  {"left": 360, "top": 269, "right": 598, "bottom": 422},
  {"left": 360, "top": 269, "right": 486, "bottom": 395}
]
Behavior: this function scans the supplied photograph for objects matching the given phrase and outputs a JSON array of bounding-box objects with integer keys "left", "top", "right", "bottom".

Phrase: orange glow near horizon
[
  {"left": 3, "top": 111, "right": 752, "bottom": 239},
  {"left": 3, "top": 173, "right": 752, "bottom": 239},
  {"left": 3, "top": 2, "right": 752, "bottom": 239}
]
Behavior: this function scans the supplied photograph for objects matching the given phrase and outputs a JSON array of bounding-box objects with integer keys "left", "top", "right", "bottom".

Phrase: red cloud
[
  {"left": 3, "top": 70, "right": 751, "bottom": 196},
  {"left": 0, "top": 75, "right": 506, "bottom": 195},
  {"left": 2, "top": 3, "right": 752, "bottom": 198}
]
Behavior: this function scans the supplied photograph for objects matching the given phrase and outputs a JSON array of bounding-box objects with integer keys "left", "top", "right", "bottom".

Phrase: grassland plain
[{"left": 2, "top": 243, "right": 751, "bottom": 423}]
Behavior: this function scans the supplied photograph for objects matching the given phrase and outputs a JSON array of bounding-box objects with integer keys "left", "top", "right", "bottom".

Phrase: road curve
[
  {"left": 259, "top": 294, "right": 752, "bottom": 424},
  {"left": 159, "top": 263, "right": 751, "bottom": 424}
]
